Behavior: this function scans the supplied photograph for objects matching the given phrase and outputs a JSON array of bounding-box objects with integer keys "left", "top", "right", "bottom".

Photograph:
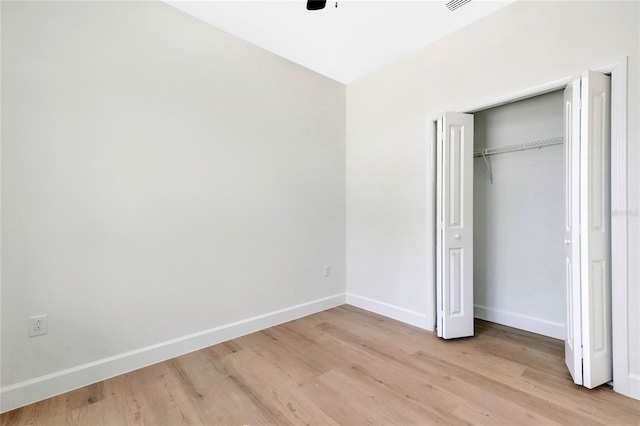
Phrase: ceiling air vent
[{"left": 446, "top": 0, "right": 472, "bottom": 11}]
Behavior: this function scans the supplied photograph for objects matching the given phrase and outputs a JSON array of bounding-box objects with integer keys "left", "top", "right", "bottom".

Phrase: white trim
[
  {"left": 346, "top": 293, "right": 432, "bottom": 330},
  {"left": 464, "top": 76, "right": 574, "bottom": 114},
  {"left": 426, "top": 119, "right": 438, "bottom": 331},
  {"left": 428, "top": 76, "right": 573, "bottom": 123},
  {"left": 0, "top": 3, "right": 3, "bottom": 416},
  {"left": 625, "top": 374, "right": 640, "bottom": 400},
  {"left": 0, "top": 293, "right": 346, "bottom": 413},
  {"left": 474, "top": 305, "right": 565, "bottom": 340},
  {"left": 607, "top": 58, "right": 635, "bottom": 399}
]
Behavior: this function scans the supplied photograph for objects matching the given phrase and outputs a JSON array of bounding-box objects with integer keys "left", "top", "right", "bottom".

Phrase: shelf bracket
[{"left": 481, "top": 150, "right": 493, "bottom": 184}]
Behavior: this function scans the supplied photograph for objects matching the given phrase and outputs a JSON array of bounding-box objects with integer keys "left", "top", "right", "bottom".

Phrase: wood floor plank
[
  {"left": 2, "top": 306, "right": 639, "bottom": 425},
  {"left": 221, "top": 345, "right": 339, "bottom": 425},
  {"left": 313, "top": 324, "right": 559, "bottom": 425},
  {"left": 410, "top": 351, "right": 601, "bottom": 426}
]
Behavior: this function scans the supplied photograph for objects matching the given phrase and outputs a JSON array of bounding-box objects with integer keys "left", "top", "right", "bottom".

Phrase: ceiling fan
[
  {"left": 306, "top": 1, "right": 327, "bottom": 11},
  {"left": 306, "top": 0, "right": 472, "bottom": 11}
]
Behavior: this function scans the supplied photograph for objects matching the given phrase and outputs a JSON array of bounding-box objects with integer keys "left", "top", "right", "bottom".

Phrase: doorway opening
[{"left": 472, "top": 90, "right": 566, "bottom": 340}]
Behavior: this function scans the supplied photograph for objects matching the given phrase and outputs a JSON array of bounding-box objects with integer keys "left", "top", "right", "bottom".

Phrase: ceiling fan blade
[{"left": 307, "top": 0, "right": 327, "bottom": 11}]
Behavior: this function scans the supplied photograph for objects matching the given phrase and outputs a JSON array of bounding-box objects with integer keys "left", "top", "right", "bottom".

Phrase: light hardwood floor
[{"left": 2, "top": 305, "right": 639, "bottom": 425}]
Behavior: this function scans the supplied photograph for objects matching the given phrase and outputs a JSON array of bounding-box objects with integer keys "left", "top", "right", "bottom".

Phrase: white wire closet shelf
[
  {"left": 473, "top": 136, "right": 564, "bottom": 158},
  {"left": 474, "top": 136, "right": 564, "bottom": 184}
]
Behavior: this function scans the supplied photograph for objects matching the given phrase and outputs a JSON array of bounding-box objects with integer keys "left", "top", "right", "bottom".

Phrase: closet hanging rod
[{"left": 473, "top": 136, "right": 564, "bottom": 158}]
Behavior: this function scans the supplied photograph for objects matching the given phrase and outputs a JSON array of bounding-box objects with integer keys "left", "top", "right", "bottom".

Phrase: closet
[
  {"left": 472, "top": 91, "right": 565, "bottom": 340},
  {"left": 434, "top": 70, "right": 613, "bottom": 390}
]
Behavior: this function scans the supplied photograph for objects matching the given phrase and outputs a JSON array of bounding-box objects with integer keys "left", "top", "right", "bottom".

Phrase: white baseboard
[
  {"left": 474, "top": 304, "right": 564, "bottom": 340},
  {"left": 614, "top": 373, "right": 640, "bottom": 400},
  {"left": 0, "top": 293, "right": 346, "bottom": 413},
  {"left": 346, "top": 293, "right": 432, "bottom": 330},
  {"left": 628, "top": 374, "right": 640, "bottom": 400}
]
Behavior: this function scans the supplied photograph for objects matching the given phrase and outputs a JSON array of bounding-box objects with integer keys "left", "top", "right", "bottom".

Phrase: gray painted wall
[
  {"left": 1, "top": 1, "right": 346, "bottom": 388},
  {"left": 473, "top": 91, "right": 565, "bottom": 337}
]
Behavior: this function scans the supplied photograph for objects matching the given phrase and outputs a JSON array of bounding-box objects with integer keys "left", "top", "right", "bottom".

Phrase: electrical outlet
[
  {"left": 324, "top": 265, "right": 331, "bottom": 277},
  {"left": 29, "top": 314, "right": 48, "bottom": 337}
]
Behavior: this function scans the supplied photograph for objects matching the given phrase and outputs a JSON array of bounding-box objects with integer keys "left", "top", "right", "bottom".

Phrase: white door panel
[
  {"left": 564, "top": 78, "right": 582, "bottom": 385},
  {"left": 436, "top": 112, "right": 474, "bottom": 339},
  {"left": 436, "top": 118, "right": 444, "bottom": 337},
  {"left": 580, "top": 71, "right": 612, "bottom": 389},
  {"left": 564, "top": 71, "right": 612, "bottom": 389}
]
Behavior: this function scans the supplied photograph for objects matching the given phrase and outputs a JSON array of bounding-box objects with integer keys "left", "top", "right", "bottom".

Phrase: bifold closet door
[
  {"left": 564, "top": 71, "right": 612, "bottom": 388},
  {"left": 564, "top": 78, "right": 582, "bottom": 384},
  {"left": 436, "top": 112, "right": 474, "bottom": 339}
]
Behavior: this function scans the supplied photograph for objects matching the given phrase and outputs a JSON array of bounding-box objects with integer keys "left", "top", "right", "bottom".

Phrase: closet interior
[{"left": 472, "top": 90, "right": 566, "bottom": 339}]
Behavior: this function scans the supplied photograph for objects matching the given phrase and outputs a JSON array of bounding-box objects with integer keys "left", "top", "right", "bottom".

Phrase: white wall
[
  {"left": 346, "top": 0, "right": 639, "bottom": 397},
  {"left": 1, "top": 1, "right": 345, "bottom": 410},
  {"left": 473, "top": 91, "right": 565, "bottom": 339}
]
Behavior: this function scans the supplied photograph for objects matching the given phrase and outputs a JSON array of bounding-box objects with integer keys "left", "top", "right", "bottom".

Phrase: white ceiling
[{"left": 166, "top": 1, "right": 516, "bottom": 84}]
